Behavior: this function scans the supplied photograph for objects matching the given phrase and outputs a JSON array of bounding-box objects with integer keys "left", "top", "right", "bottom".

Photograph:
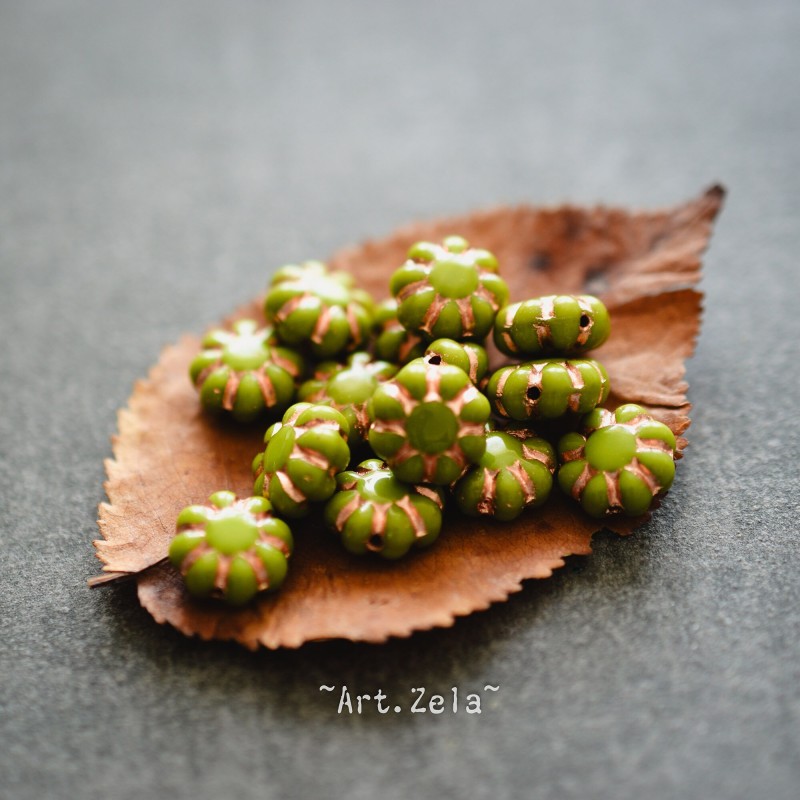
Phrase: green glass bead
[
  {"left": 189, "top": 319, "right": 305, "bottom": 423},
  {"left": 252, "top": 403, "right": 351, "bottom": 518},
  {"left": 454, "top": 431, "right": 555, "bottom": 521},
  {"left": 372, "top": 299, "right": 427, "bottom": 364},
  {"left": 390, "top": 236, "right": 509, "bottom": 342},
  {"left": 494, "top": 295, "right": 611, "bottom": 358},
  {"left": 324, "top": 458, "right": 445, "bottom": 559},
  {"left": 487, "top": 358, "right": 610, "bottom": 421},
  {"left": 264, "top": 261, "right": 375, "bottom": 359},
  {"left": 368, "top": 357, "right": 490, "bottom": 485},
  {"left": 168, "top": 492, "right": 293, "bottom": 606},
  {"left": 557, "top": 404, "right": 677, "bottom": 518},
  {"left": 297, "top": 352, "right": 397, "bottom": 446},
  {"left": 423, "top": 338, "right": 489, "bottom": 387}
]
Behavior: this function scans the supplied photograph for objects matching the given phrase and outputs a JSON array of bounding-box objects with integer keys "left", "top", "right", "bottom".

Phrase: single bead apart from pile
[
  {"left": 494, "top": 294, "right": 611, "bottom": 358},
  {"left": 557, "top": 404, "right": 677, "bottom": 518},
  {"left": 372, "top": 298, "right": 427, "bottom": 365},
  {"left": 423, "top": 338, "right": 489, "bottom": 387},
  {"left": 389, "top": 235, "right": 509, "bottom": 341},
  {"left": 487, "top": 358, "right": 610, "bottom": 421},
  {"left": 324, "top": 459, "right": 445, "bottom": 559},
  {"left": 252, "top": 403, "right": 351, "bottom": 518},
  {"left": 297, "top": 352, "right": 397, "bottom": 446},
  {"left": 368, "top": 357, "right": 491, "bottom": 485},
  {"left": 189, "top": 319, "right": 304, "bottom": 422},
  {"left": 264, "top": 261, "right": 374, "bottom": 359},
  {"left": 168, "top": 491, "right": 293, "bottom": 606},
  {"left": 454, "top": 431, "right": 556, "bottom": 521}
]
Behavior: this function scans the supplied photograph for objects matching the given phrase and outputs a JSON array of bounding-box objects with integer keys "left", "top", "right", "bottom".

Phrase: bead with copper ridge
[
  {"left": 487, "top": 358, "right": 610, "bottom": 421},
  {"left": 494, "top": 295, "right": 610, "bottom": 358},
  {"left": 252, "top": 403, "right": 351, "bottom": 518},
  {"left": 264, "top": 261, "right": 375, "bottom": 359},
  {"left": 168, "top": 491, "right": 293, "bottom": 606},
  {"left": 557, "top": 404, "right": 676, "bottom": 518},
  {"left": 454, "top": 431, "right": 556, "bottom": 521},
  {"left": 189, "top": 319, "right": 304, "bottom": 423},
  {"left": 368, "top": 357, "right": 490, "bottom": 485},
  {"left": 372, "top": 298, "right": 427, "bottom": 365},
  {"left": 324, "top": 459, "right": 445, "bottom": 559},
  {"left": 390, "top": 235, "right": 509, "bottom": 342},
  {"left": 423, "top": 338, "right": 489, "bottom": 387},
  {"left": 297, "top": 352, "right": 398, "bottom": 446}
]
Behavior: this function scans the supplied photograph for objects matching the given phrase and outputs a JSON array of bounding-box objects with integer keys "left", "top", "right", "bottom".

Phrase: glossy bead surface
[
  {"left": 168, "top": 491, "right": 293, "bottom": 606},
  {"left": 372, "top": 298, "right": 427, "bottom": 365},
  {"left": 494, "top": 295, "right": 610, "bottom": 357},
  {"left": 487, "top": 358, "right": 610, "bottom": 421},
  {"left": 252, "top": 403, "right": 351, "bottom": 518},
  {"left": 423, "top": 338, "right": 489, "bottom": 387},
  {"left": 368, "top": 357, "right": 490, "bottom": 484},
  {"left": 557, "top": 404, "right": 677, "bottom": 518},
  {"left": 297, "top": 352, "right": 397, "bottom": 445},
  {"left": 264, "top": 261, "right": 375, "bottom": 359},
  {"left": 390, "top": 236, "right": 509, "bottom": 342},
  {"left": 454, "top": 431, "right": 556, "bottom": 521},
  {"left": 324, "top": 459, "right": 445, "bottom": 559},
  {"left": 189, "top": 319, "right": 304, "bottom": 423}
]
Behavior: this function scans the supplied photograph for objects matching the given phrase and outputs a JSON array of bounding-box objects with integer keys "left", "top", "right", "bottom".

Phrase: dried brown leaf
[{"left": 93, "top": 186, "right": 724, "bottom": 648}]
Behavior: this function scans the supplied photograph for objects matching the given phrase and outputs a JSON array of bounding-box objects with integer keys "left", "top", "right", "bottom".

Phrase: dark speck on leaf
[
  {"left": 584, "top": 268, "right": 610, "bottom": 295},
  {"left": 530, "top": 251, "right": 551, "bottom": 272}
]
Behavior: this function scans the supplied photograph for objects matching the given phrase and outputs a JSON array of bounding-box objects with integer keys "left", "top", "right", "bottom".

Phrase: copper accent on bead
[
  {"left": 575, "top": 296, "right": 596, "bottom": 346},
  {"left": 254, "top": 411, "right": 349, "bottom": 507},
  {"left": 561, "top": 413, "right": 676, "bottom": 516},
  {"left": 174, "top": 499, "right": 290, "bottom": 596},
  {"left": 196, "top": 360, "right": 285, "bottom": 412}
]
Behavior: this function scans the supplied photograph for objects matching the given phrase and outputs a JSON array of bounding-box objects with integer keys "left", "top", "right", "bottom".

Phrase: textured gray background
[{"left": 1, "top": 1, "right": 798, "bottom": 799}]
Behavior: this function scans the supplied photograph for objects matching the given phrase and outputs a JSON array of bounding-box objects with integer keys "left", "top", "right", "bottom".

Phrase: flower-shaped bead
[
  {"left": 487, "top": 358, "right": 610, "bottom": 421},
  {"left": 324, "top": 459, "right": 445, "bottom": 559},
  {"left": 297, "top": 352, "right": 397, "bottom": 446},
  {"left": 168, "top": 491, "right": 293, "bottom": 606},
  {"left": 390, "top": 235, "right": 509, "bottom": 341},
  {"left": 557, "top": 404, "right": 677, "bottom": 518},
  {"left": 494, "top": 295, "right": 611, "bottom": 358},
  {"left": 368, "top": 357, "right": 490, "bottom": 485},
  {"left": 264, "top": 261, "right": 375, "bottom": 359},
  {"left": 372, "top": 299, "right": 427, "bottom": 365},
  {"left": 189, "top": 319, "right": 305, "bottom": 423},
  {"left": 252, "top": 403, "right": 351, "bottom": 518},
  {"left": 454, "top": 431, "right": 556, "bottom": 521},
  {"left": 423, "top": 338, "right": 489, "bottom": 387}
]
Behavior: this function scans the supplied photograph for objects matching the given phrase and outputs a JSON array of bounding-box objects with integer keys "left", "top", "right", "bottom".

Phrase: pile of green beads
[
  {"left": 324, "top": 459, "right": 444, "bottom": 558},
  {"left": 557, "top": 404, "right": 676, "bottom": 518},
  {"left": 252, "top": 403, "right": 351, "bottom": 518},
  {"left": 189, "top": 319, "right": 304, "bottom": 422},
  {"left": 264, "top": 261, "right": 374, "bottom": 358},
  {"left": 172, "top": 232, "right": 681, "bottom": 604},
  {"left": 368, "top": 357, "right": 491, "bottom": 484},
  {"left": 390, "top": 235, "right": 509, "bottom": 341},
  {"left": 169, "top": 491, "right": 293, "bottom": 606}
]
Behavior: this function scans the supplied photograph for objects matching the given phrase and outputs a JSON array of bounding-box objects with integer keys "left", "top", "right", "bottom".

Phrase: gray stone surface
[{"left": 1, "top": 1, "right": 798, "bottom": 798}]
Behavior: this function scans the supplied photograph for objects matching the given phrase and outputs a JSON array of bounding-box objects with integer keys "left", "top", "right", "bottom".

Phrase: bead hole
[
  {"left": 526, "top": 386, "right": 541, "bottom": 401},
  {"left": 367, "top": 533, "right": 384, "bottom": 551},
  {"left": 579, "top": 314, "right": 591, "bottom": 328},
  {"left": 427, "top": 355, "right": 442, "bottom": 365}
]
